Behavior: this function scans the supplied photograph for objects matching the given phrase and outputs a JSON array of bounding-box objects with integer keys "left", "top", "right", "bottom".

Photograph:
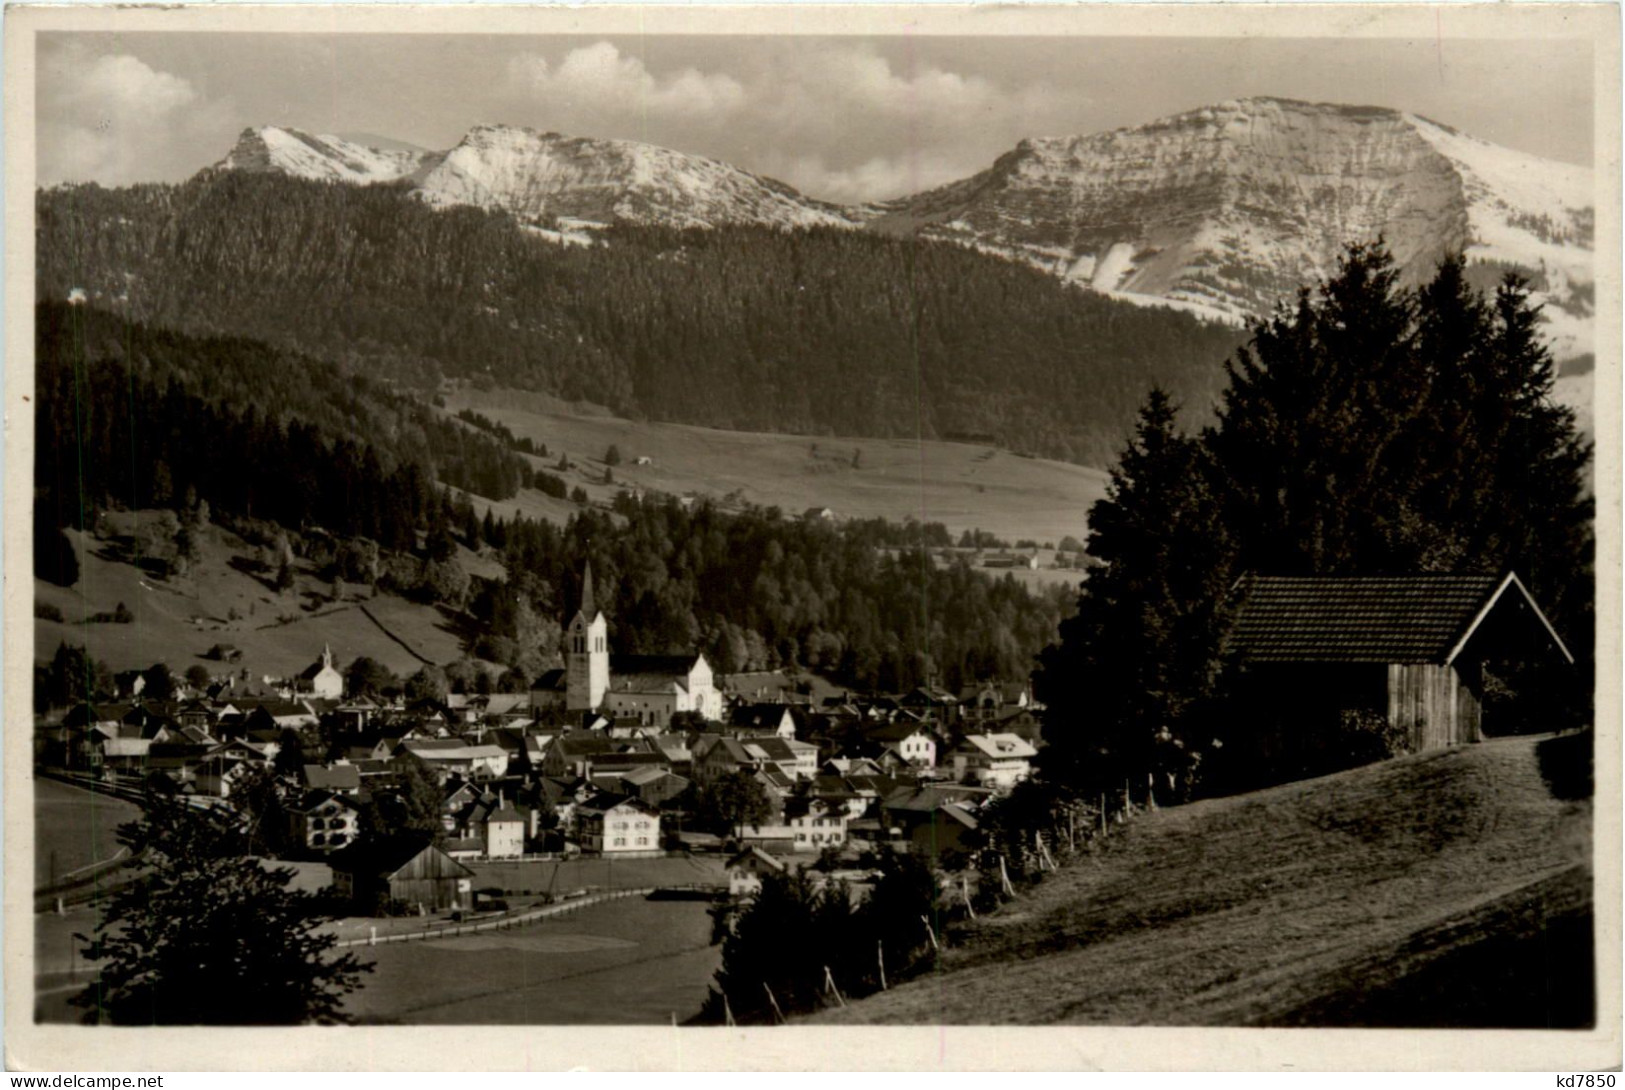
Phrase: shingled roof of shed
[{"left": 1227, "top": 573, "right": 1570, "bottom": 665}]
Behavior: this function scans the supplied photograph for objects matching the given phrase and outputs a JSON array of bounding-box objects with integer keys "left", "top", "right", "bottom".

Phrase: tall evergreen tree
[
  {"left": 1038, "top": 244, "right": 1594, "bottom": 795},
  {"left": 1035, "top": 389, "right": 1234, "bottom": 796}
]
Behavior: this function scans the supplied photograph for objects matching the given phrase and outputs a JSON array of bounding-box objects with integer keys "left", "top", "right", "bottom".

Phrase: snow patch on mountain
[
  {"left": 217, "top": 127, "right": 436, "bottom": 185},
  {"left": 413, "top": 125, "right": 860, "bottom": 231},
  {"left": 872, "top": 97, "right": 1593, "bottom": 359}
]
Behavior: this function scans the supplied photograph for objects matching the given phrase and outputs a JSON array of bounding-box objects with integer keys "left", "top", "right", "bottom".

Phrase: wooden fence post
[
  {"left": 824, "top": 965, "right": 847, "bottom": 1007},
  {"left": 922, "top": 915, "right": 939, "bottom": 952},
  {"left": 763, "top": 982, "right": 785, "bottom": 1024},
  {"left": 962, "top": 875, "right": 977, "bottom": 919},
  {"left": 877, "top": 940, "right": 888, "bottom": 990},
  {"left": 999, "top": 853, "right": 1016, "bottom": 898}
]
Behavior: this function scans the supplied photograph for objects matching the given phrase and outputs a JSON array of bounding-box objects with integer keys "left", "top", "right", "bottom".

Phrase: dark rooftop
[{"left": 1227, "top": 573, "right": 1567, "bottom": 665}]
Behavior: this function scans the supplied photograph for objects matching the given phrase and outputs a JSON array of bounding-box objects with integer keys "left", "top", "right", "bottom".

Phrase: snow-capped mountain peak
[
  {"left": 214, "top": 126, "right": 438, "bottom": 185},
  {"left": 412, "top": 123, "right": 858, "bottom": 229},
  {"left": 210, "top": 122, "right": 857, "bottom": 231},
  {"left": 871, "top": 96, "right": 1593, "bottom": 356},
  {"left": 204, "top": 102, "right": 1592, "bottom": 361}
]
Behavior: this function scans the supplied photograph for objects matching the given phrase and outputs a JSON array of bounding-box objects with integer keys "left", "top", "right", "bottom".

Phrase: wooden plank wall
[{"left": 1386, "top": 663, "right": 1482, "bottom": 750}]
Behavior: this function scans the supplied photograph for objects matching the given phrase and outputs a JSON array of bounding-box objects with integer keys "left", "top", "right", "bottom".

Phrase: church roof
[{"left": 610, "top": 654, "right": 700, "bottom": 678}]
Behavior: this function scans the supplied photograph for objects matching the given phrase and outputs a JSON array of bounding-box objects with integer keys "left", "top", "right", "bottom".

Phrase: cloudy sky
[{"left": 37, "top": 32, "right": 1594, "bottom": 201}]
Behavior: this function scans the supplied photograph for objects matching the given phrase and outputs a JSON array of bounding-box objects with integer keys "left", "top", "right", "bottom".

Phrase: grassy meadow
[
  {"left": 442, "top": 387, "right": 1111, "bottom": 548},
  {"left": 813, "top": 733, "right": 1593, "bottom": 1027}
]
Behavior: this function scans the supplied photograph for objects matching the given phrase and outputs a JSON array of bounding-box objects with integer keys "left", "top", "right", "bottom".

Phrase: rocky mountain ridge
[{"left": 202, "top": 97, "right": 1596, "bottom": 361}]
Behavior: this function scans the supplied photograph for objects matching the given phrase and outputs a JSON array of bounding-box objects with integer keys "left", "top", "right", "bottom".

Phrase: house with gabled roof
[
  {"left": 950, "top": 733, "right": 1037, "bottom": 790},
  {"left": 285, "top": 789, "right": 362, "bottom": 854},
  {"left": 726, "top": 846, "right": 786, "bottom": 898},
  {"left": 729, "top": 703, "right": 798, "bottom": 740},
  {"left": 301, "top": 763, "right": 362, "bottom": 795},
  {"left": 865, "top": 719, "right": 937, "bottom": 769},
  {"left": 1226, "top": 572, "right": 1572, "bottom": 762},
  {"left": 572, "top": 793, "right": 661, "bottom": 855}
]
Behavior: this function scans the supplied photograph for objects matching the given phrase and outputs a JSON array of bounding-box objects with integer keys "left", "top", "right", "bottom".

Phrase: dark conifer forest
[
  {"left": 1035, "top": 246, "right": 1594, "bottom": 796},
  {"left": 37, "top": 173, "right": 1244, "bottom": 465},
  {"left": 36, "top": 301, "right": 1071, "bottom": 694}
]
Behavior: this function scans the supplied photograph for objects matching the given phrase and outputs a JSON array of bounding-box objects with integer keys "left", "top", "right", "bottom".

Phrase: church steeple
[
  {"left": 580, "top": 561, "right": 597, "bottom": 620},
  {"left": 567, "top": 560, "right": 609, "bottom": 712}
]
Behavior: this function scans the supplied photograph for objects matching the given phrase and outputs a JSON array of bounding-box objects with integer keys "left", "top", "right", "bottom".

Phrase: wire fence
[{"left": 334, "top": 884, "right": 715, "bottom": 948}]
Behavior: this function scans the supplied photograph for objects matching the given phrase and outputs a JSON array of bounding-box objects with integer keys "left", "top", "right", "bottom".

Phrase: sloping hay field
[
  {"left": 444, "top": 388, "right": 1110, "bottom": 547},
  {"left": 813, "top": 734, "right": 1592, "bottom": 1027},
  {"left": 35, "top": 524, "right": 466, "bottom": 677}
]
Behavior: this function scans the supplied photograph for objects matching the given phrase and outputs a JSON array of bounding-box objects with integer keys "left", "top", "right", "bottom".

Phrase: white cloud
[
  {"left": 502, "top": 40, "right": 1061, "bottom": 202},
  {"left": 38, "top": 44, "right": 233, "bottom": 186},
  {"left": 506, "top": 42, "right": 747, "bottom": 124}
]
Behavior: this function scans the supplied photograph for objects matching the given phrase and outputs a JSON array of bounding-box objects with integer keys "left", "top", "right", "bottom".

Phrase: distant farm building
[
  {"left": 983, "top": 551, "right": 1039, "bottom": 570},
  {"left": 1227, "top": 573, "right": 1572, "bottom": 767},
  {"left": 330, "top": 836, "right": 474, "bottom": 914}
]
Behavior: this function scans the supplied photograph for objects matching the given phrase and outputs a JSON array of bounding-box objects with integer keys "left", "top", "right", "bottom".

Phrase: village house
[
  {"left": 301, "top": 763, "right": 362, "bottom": 796},
  {"left": 1225, "top": 572, "right": 1573, "bottom": 763},
  {"left": 400, "top": 738, "right": 510, "bottom": 781},
  {"left": 573, "top": 793, "right": 662, "bottom": 855},
  {"left": 726, "top": 846, "right": 787, "bottom": 898},
  {"left": 865, "top": 720, "right": 937, "bottom": 769},
  {"left": 483, "top": 805, "right": 526, "bottom": 859},
  {"left": 729, "top": 703, "right": 799, "bottom": 739},
  {"left": 907, "top": 801, "right": 979, "bottom": 859},
  {"left": 285, "top": 790, "right": 362, "bottom": 854},
  {"left": 951, "top": 733, "right": 1037, "bottom": 790},
  {"left": 610, "top": 765, "right": 690, "bottom": 808},
  {"left": 959, "top": 681, "right": 1033, "bottom": 722}
]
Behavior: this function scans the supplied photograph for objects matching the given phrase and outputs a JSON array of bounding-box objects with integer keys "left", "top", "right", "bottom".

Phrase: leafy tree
[
  {"left": 496, "top": 665, "right": 530, "bottom": 693},
  {"left": 344, "top": 656, "right": 397, "bottom": 699},
  {"left": 275, "top": 555, "right": 295, "bottom": 593},
  {"left": 142, "top": 662, "right": 176, "bottom": 702},
  {"left": 184, "top": 664, "right": 211, "bottom": 692},
  {"left": 272, "top": 728, "right": 308, "bottom": 779},
  {"left": 73, "top": 790, "right": 369, "bottom": 1024},
  {"left": 230, "top": 765, "right": 290, "bottom": 857},
  {"left": 36, "top": 642, "right": 114, "bottom": 712},
  {"left": 359, "top": 755, "right": 444, "bottom": 842},
  {"left": 403, "top": 664, "right": 449, "bottom": 704},
  {"left": 604, "top": 444, "right": 623, "bottom": 467},
  {"left": 697, "top": 770, "right": 772, "bottom": 837}
]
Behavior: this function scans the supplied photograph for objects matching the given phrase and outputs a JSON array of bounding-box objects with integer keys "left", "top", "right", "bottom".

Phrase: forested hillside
[
  {"left": 35, "top": 302, "right": 539, "bottom": 551},
  {"left": 38, "top": 174, "right": 1244, "bottom": 464},
  {"left": 36, "top": 303, "right": 1071, "bottom": 693}
]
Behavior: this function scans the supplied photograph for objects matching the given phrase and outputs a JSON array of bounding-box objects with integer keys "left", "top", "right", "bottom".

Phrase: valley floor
[{"left": 812, "top": 733, "right": 1594, "bottom": 1027}]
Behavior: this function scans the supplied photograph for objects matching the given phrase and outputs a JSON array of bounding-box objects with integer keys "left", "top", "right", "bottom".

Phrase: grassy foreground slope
[{"left": 815, "top": 734, "right": 1593, "bottom": 1027}]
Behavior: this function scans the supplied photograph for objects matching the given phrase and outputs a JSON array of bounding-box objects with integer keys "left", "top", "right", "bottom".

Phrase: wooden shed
[
  {"left": 330, "top": 835, "right": 475, "bottom": 915},
  {"left": 1226, "top": 573, "right": 1571, "bottom": 769}
]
